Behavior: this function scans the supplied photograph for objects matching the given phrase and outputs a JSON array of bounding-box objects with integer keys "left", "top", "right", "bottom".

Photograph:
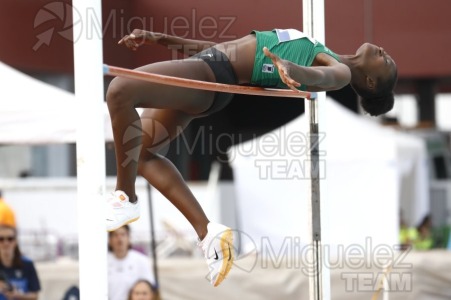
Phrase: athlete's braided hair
[
  {"left": 360, "top": 93, "right": 395, "bottom": 117},
  {"left": 353, "top": 69, "right": 398, "bottom": 116}
]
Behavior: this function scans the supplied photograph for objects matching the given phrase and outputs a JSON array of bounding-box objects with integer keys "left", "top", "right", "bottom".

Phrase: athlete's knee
[{"left": 106, "top": 77, "right": 133, "bottom": 110}]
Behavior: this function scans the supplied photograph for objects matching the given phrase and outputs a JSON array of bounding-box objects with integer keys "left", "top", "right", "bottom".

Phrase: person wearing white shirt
[{"left": 108, "top": 225, "right": 155, "bottom": 300}]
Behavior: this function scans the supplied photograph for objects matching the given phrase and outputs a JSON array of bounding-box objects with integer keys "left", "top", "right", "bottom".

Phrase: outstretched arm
[
  {"left": 263, "top": 47, "right": 351, "bottom": 92},
  {"left": 118, "top": 29, "right": 216, "bottom": 55}
]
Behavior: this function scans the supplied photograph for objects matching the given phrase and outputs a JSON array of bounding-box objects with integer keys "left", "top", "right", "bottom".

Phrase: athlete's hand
[
  {"left": 118, "top": 29, "right": 163, "bottom": 51},
  {"left": 263, "top": 47, "right": 301, "bottom": 92}
]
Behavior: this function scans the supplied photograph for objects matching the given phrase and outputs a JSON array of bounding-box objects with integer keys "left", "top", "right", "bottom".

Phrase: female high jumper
[{"left": 105, "top": 28, "right": 398, "bottom": 287}]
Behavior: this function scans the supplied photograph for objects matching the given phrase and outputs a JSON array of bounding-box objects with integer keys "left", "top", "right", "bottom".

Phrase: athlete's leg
[
  {"left": 138, "top": 108, "right": 234, "bottom": 287},
  {"left": 106, "top": 59, "right": 216, "bottom": 200},
  {"left": 137, "top": 108, "right": 209, "bottom": 239}
]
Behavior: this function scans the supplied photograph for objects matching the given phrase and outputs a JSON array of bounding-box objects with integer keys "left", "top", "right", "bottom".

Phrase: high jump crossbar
[{"left": 103, "top": 64, "right": 317, "bottom": 100}]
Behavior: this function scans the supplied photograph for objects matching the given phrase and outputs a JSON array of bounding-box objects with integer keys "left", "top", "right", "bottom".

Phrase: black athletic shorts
[{"left": 191, "top": 47, "right": 238, "bottom": 116}]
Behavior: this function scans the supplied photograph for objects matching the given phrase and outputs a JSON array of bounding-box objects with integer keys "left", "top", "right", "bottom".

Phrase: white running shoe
[
  {"left": 198, "top": 222, "right": 234, "bottom": 287},
  {"left": 106, "top": 190, "right": 140, "bottom": 232}
]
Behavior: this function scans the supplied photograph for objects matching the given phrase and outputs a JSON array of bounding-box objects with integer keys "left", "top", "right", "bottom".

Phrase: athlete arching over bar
[{"left": 105, "top": 28, "right": 398, "bottom": 287}]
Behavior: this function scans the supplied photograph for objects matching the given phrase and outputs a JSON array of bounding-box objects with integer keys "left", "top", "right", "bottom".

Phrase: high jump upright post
[
  {"left": 303, "top": 1, "right": 331, "bottom": 300},
  {"left": 73, "top": 0, "right": 108, "bottom": 299}
]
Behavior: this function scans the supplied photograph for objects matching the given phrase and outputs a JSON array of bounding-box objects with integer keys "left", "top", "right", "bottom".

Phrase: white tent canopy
[
  {"left": 0, "top": 61, "right": 113, "bottom": 144},
  {"left": 229, "top": 98, "right": 429, "bottom": 255},
  {"left": 0, "top": 60, "right": 429, "bottom": 237}
]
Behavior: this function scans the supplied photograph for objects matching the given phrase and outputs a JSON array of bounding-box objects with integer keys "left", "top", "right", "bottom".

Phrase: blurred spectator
[
  {"left": 399, "top": 211, "right": 416, "bottom": 250},
  {"left": 62, "top": 285, "right": 79, "bottom": 300},
  {"left": 108, "top": 225, "right": 155, "bottom": 300},
  {"left": 0, "top": 225, "right": 40, "bottom": 300},
  {"left": 127, "top": 279, "right": 161, "bottom": 300},
  {"left": 0, "top": 191, "right": 16, "bottom": 228},
  {"left": 413, "top": 215, "right": 434, "bottom": 250}
]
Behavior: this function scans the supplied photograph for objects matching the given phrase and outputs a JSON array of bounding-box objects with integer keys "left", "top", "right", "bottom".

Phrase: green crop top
[{"left": 251, "top": 29, "right": 341, "bottom": 91}]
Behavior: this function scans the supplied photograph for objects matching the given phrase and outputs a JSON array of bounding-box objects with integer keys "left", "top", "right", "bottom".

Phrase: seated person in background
[
  {"left": 0, "top": 225, "right": 40, "bottom": 300},
  {"left": 399, "top": 211, "right": 416, "bottom": 250},
  {"left": 127, "top": 279, "right": 161, "bottom": 300},
  {"left": 413, "top": 215, "right": 434, "bottom": 251},
  {"left": 108, "top": 225, "right": 155, "bottom": 300},
  {"left": 0, "top": 191, "right": 16, "bottom": 228}
]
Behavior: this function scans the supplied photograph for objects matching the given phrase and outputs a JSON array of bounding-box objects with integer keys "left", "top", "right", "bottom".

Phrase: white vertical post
[
  {"left": 73, "top": 1, "right": 108, "bottom": 299},
  {"left": 303, "top": 1, "right": 330, "bottom": 300}
]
